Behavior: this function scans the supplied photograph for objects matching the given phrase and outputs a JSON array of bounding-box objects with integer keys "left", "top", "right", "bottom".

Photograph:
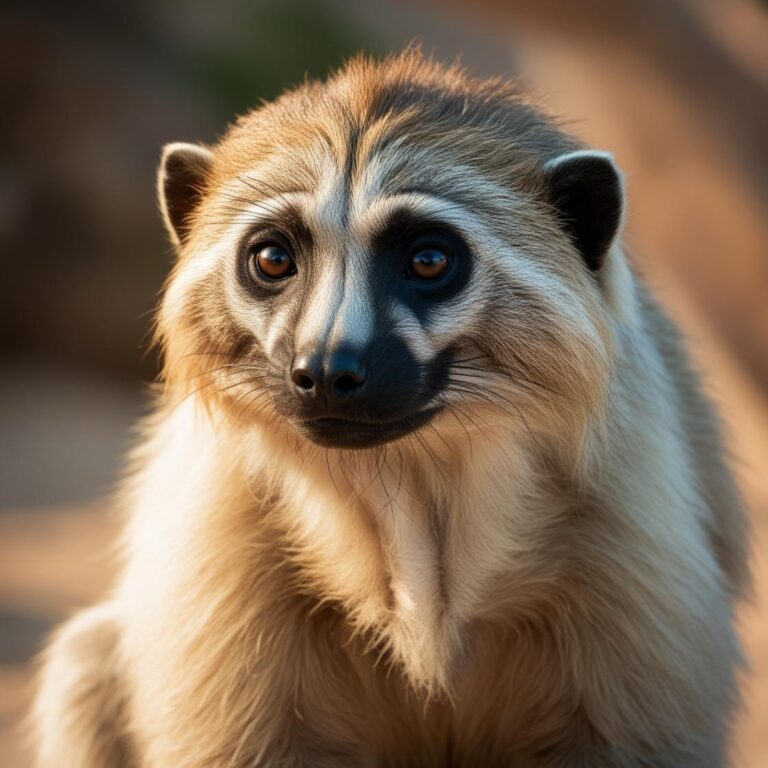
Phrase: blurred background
[{"left": 1, "top": 0, "right": 766, "bottom": 763}]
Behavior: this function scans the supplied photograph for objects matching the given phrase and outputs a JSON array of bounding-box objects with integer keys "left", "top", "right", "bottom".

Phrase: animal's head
[{"left": 156, "top": 53, "right": 623, "bottom": 455}]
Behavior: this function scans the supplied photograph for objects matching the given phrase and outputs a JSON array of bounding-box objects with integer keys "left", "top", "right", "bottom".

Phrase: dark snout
[{"left": 286, "top": 337, "right": 444, "bottom": 448}]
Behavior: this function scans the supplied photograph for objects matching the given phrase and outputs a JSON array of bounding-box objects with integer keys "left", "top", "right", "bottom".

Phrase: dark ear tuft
[
  {"left": 542, "top": 150, "right": 624, "bottom": 271},
  {"left": 157, "top": 142, "right": 214, "bottom": 248}
]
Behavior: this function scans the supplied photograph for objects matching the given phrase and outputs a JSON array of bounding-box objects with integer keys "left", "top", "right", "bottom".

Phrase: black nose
[{"left": 291, "top": 348, "right": 368, "bottom": 403}]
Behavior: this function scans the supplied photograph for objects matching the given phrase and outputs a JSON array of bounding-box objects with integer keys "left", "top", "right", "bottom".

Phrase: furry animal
[{"left": 32, "top": 51, "right": 749, "bottom": 767}]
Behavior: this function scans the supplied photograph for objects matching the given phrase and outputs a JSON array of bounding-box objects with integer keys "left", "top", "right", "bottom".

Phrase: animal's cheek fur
[
  {"left": 157, "top": 261, "right": 255, "bottom": 405},
  {"left": 455, "top": 266, "right": 613, "bottom": 422}
]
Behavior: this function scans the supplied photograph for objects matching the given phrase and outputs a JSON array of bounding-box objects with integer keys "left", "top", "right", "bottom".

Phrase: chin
[{"left": 295, "top": 407, "right": 441, "bottom": 449}]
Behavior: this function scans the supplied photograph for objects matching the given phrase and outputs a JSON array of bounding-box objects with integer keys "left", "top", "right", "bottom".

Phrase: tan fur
[
  {"left": 32, "top": 604, "right": 134, "bottom": 766},
  {"left": 32, "top": 51, "right": 749, "bottom": 767}
]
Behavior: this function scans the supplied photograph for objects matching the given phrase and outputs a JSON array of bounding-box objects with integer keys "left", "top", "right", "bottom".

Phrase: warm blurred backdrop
[{"left": 1, "top": 0, "right": 766, "bottom": 764}]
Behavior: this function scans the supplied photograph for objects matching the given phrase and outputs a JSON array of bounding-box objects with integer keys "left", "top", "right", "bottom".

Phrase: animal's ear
[
  {"left": 157, "top": 142, "right": 214, "bottom": 248},
  {"left": 542, "top": 150, "right": 624, "bottom": 271}
]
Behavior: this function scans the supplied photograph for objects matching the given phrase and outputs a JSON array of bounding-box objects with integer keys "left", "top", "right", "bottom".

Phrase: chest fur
[{"left": 272, "top": 436, "right": 557, "bottom": 696}]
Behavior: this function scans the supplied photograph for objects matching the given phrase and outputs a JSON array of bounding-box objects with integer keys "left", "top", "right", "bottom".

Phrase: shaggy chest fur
[
  {"left": 253, "top": 421, "right": 564, "bottom": 692},
  {"left": 115, "top": 402, "right": 584, "bottom": 764}
]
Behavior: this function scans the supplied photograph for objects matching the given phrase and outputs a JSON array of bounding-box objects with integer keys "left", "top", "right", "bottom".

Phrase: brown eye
[
  {"left": 408, "top": 248, "right": 449, "bottom": 280},
  {"left": 253, "top": 244, "right": 296, "bottom": 280}
]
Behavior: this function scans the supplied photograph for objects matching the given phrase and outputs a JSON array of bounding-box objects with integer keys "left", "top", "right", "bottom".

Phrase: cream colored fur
[{"left": 32, "top": 52, "right": 748, "bottom": 767}]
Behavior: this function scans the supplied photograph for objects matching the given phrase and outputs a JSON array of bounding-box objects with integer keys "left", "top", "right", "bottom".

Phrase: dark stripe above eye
[
  {"left": 371, "top": 207, "right": 458, "bottom": 252},
  {"left": 253, "top": 204, "right": 314, "bottom": 253}
]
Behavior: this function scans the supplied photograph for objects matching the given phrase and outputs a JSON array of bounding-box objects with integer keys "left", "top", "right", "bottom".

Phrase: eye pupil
[
  {"left": 409, "top": 248, "right": 448, "bottom": 280},
  {"left": 254, "top": 244, "right": 295, "bottom": 280}
]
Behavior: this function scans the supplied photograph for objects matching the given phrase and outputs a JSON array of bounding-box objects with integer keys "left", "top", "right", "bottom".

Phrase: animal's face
[
  {"left": 157, "top": 58, "right": 622, "bottom": 452},
  {"left": 228, "top": 195, "right": 474, "bottom": 448}
]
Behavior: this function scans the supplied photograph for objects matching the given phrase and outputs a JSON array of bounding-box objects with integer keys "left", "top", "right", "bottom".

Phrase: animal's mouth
[{"left": 297, "top": 407, "right": 441, "bottom": 449}]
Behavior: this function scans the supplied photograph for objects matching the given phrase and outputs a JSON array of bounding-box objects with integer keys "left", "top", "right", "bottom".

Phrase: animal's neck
[{"left": 246, "top": 419, "right": 544, "bottom": 693}]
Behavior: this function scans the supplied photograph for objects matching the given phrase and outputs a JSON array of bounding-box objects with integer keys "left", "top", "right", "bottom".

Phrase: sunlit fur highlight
[{"left": 33, "top": 50, "right": 748, "bottom": 767}]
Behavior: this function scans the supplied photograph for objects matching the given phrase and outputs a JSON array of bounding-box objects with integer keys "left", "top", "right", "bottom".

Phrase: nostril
[
  {"left": 291, "top": 368, "right": 316, "bottom": 391},
  {"left": 333, "top": 373, "right": 364, "bottom": 394},
  {"left": 295, "top": 374, "right": 314, "bottom": 390}
]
